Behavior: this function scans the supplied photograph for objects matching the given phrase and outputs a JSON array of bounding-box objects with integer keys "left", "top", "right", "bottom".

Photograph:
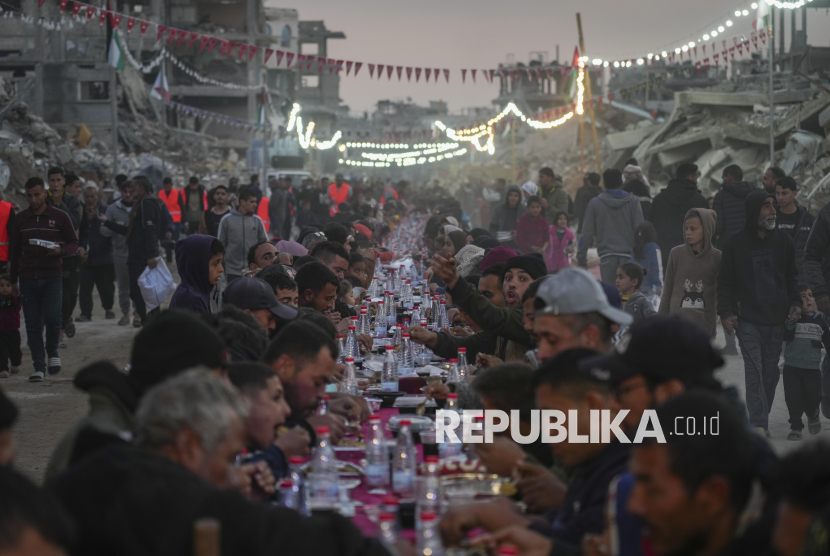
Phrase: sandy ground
[{"left": 4, "top": 267, "right": 830, "bottom": 483}]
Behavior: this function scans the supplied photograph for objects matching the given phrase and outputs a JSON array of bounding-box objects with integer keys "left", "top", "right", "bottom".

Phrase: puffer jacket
[
  {"left": 712, "top": 181, "right": 757, "bottom": 248},
  {"left": 651, "top": 178, "right": 708, "bottom": 267}
]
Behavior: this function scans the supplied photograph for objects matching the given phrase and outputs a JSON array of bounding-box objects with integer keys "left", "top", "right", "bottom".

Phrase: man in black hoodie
[
  {"left": 717, "top": 189, "right": 801, "bottom": 436},
  {"left": 775, "top": 176, "right": 815, "bottom": 283},
  {"left": 651, "top": 163, "right": 709, "bottom": 268},
  {"left": 713, "top": 164, "right": 758, "bottom": 249}
]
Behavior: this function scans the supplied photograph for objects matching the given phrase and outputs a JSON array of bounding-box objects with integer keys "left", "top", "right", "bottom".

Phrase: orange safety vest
[
  {"left": 328, "top": 182, "right": 349, "bottom": 216},
  {"left": 159, "top": 189, "right": 182, "bottom": 223},
  {"left": 0, "top": 201, "right": 10, "bottom": 261},
  {"left": 257, "top": 197, "right": 271, "bottom": 230},
  {"left": 380, "top": 186, "right": 398, "bottom": 206}
]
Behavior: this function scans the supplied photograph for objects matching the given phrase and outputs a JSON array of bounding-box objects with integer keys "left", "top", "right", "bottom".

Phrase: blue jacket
[
  {"left": 630, "top": 242, "right": 663, "bottom": 294},
  {"left": 169, "top": 235, "right": 216, "bottom": 315}
]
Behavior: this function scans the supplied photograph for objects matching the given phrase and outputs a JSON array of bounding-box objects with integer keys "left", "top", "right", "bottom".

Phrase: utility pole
[
  {"left": 769, "top": 6, "right": 775, "bottom": 165},
  {"left": 110, "top": 0, "right": 119, "bottom": 179},
  {"left": 433, "top": 100, "right": 441, "bottom": 183},
  {"left": 511, "top": 114, "right": 516, "bottom": 183},
  {"left": 576, "top": 13, "right": 602, "bottom": 175}
]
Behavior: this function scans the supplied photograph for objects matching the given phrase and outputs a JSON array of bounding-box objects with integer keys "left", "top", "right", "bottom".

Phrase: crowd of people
[{"left": 0, "top": 161, "right": 829, "bottom": 556}]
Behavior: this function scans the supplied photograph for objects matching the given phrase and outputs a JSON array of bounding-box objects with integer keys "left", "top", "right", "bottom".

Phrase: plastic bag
[{"left": 138, "top": 257, "right": 176, "bottom": 312}]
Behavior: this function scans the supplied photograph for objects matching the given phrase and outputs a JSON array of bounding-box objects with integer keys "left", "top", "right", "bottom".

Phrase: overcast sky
[{"left": 278, "top": 0, "right": 830, "bottom": 114}]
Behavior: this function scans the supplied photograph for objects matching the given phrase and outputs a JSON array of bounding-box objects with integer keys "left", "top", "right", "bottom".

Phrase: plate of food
[{"left": 335, "top": 438, "right": 366, "bottom": 452}]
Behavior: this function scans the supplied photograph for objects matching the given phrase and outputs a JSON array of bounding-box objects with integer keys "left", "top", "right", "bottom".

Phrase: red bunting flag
[
  {"left": 140, "top": 21, "right": 149, "bottom": 36},
  {"left": 297, "top": 54, "right": 305, "bottom": 68},
  {"left": 509, "top": 69, "right": 515, "bottom": 81},
  {"left": 219, "top": 40, "right": 229, "bottom": 56},
  {"left": 305, "top": 55, "right": 313, "bottom": 71},
  {"left": 443, "top": 69, "right": 449, "bottom": 83},
  {"left": 59, "top": 0, "right": 69, "bottom": 15},
  {"left": 535, "top": 68, "right": 541, "bottom": 80},
  {"left": 729, "top": 47, "right": 735, "bottom": 59},
  {"left": 99, "top": 9, "right": 107, "bottom": 26},
  {"left": 461, "top": 69, "right": 466, "bottom": 83},
  {"left": 156, "top": 25, "right": 167, "bottom": 42},
  {"left": 346, "top": 61, "right": 353, "bottom": 75},
  {"left": 208, "top": 37, "right": 218, "bottom": 53},
  {"left": 86, "top": 6, "right": 95, "bottom": 21},
  {"left": 369, "top": 64, "right": 375, "bottom": 78},
  {"left": 335, "top": 60, "right": 343, "bottom": 73},
  {"left": 72, "top": 3, "right": 82, "bottom": 16},
  {"left": 607, "top": 93, "right": 613, "bottom": 102},
  {"left": 177, "top": 30, "right": 187, "bottom": 48},
  {"left": 354, "top": 62, "right": 362, "bottom": 76},
  {"left": 760, "top": 29, "right": 766, "bottom": 44},
  {"left": 167, "top": 28, "right": 177, "bottom": 46},
  {"left": 127, "top": 17, "right": 136, "bottom": 33},
  {"left": 264, "top": 49, "right": 274, "bottom": 64},
  {"left": 489, "top": 69, "right": 495, "bottom": 83},
  {"left": 471, "top": 69, "right": 476, "bottom": 83},
  {"left": 199, "top": 35, "right": 210, "bottom": 52},
  {"left": 248, "top": 46, "right": 258, "bottom": 62},
  {"left": 386, "top": 66, "right": 393, "bottom": 80},
  {"left": 415, "top": 68, "right": 421, "bottom": 82},
  {"left": 434, "top": 69, "right": 440, "bottom": 82},
  {"left": 714, "top": 52, "right": 720, "bottom": 65},
  {"left": 111, "top": 13, "right": 122, "bottom": 28},
  {"left": 187, "top": 32, "right": 198, "bottom": 49},
  {"left": 396, "top": 66, "right": 402, "bottom": 80},
  {"left": 328, "top": 59, "right": 336, "bottom": 74},
  {"left": 377, "top": 64, "right": 384, "bottom": 79},
  {"left": 751, "top": 31, "right": 758, "bottom": 49},
  {"left": 424, "top": 68, "right": 431, "bottom": 81},
  {"left": 285, "top": 52, "right": 294, "bottom": 67},
  {"left": 406, "top": 67, "right": 412, "bottom": 81},
  {"left": 317, "top": 57, "right": 325, "bottom": 72}
]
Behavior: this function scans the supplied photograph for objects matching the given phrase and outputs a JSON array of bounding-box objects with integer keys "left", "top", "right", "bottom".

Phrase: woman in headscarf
[
  {"left": 623, "top": 179, "right": 653, "bottom": 222},
  {"left": 466, "top": 228, "right": 491, "bottom": 245},
  {"left": 489, "top": 186, "right": 526, "bottom": 242},
  {"left": 443, "top": 230, "right": 468, "bottom": 258},
  {"left": 520, "top": 181, "right": 539, "bottom": 205}
]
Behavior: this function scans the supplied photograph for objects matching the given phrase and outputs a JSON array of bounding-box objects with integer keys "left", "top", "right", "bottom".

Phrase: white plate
[{"left": 334, "top": 445, "right": 365, "bottom": 452}]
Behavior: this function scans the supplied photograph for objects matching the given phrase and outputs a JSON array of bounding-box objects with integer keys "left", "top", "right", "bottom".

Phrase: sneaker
[
  {"left": 64, "top": 321, "right": 76, "bottom": 338},
  {"left": 29, "top": 371, "right": 44, "bottom": 382},
  {"left": 133, "top": 315, "right": 142, "bottom": 328},
  {"left": 721, "top": 345, "right": 739, "bottom": 356},
  {"left": 76, "top": 314, "right": 92, "bottom": 322},
  {"left": 787, "top": 429, "right": 803, "bottom": 441},
  {"left": 0, "top": 371, "right": 8, "bottom": 379},
  {"left": 58, "top": 339, "right": 68, "bottom": 349},
  {"left": 10, "top": 366, "right": 19, "bottom": 375},
  {"left": 105, "top": 310, "right": 116, "bottom": 320},
  {"left": 47, "top": 357, "right": 61, "bottom": 375},
  {"left": 808, "top": 409, "right": 822, "bottom": 435},
  {"left": 118, "top": 313, "right": 130, "bottom": 326}
]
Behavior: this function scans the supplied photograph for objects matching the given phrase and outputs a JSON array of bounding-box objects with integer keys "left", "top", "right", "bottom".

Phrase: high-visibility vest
[
  {"left": 380, "top": 186, "right": 398, "bottom": 206},
  {"left": 328, "top": 182, "right": 349, "bottom": 216},
  {"left": 159, "top": 189, "right": 182, "bottom": 223},
  {"left": 257, "top": 197, "right": 271, "bottom": 230},
  {"left": 0, "top": 201, "right": 11, "bottom": 261}
]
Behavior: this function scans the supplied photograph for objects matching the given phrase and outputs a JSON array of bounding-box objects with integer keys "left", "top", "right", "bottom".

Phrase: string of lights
[{"left": 338, "top": 147, "right": 468, "bottom": 168}]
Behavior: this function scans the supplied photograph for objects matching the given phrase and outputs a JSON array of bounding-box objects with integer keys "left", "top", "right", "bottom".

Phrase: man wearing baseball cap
[
  {"left": 223, "top": 276, "right": 298, "bottom": 339},
  {"left": 533, "top": 267, "right": 632, "bottom": 360}
]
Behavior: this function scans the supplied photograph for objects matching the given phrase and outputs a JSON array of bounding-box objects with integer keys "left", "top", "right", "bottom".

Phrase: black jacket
[
  {"left": 712, "top": 181, "right": 757, "bottom": 248},
  {"left": 79, "top": 204, "right": 114, "bottom": 266},
  {"left": 717, "top": 189, "right": 800, "bottom": 326},
  {"left": 804, "top": 203, "right": 830, "bottom": 301},
  {"left": 528, "top": 440, "right": 630, "bottom": 552},
  {"left": 49, "top": 444, "right": 390, "bottom": 556},
  {"left": 574, "top": 183, "right": 603, "bottom": 234},
  {"left": 651, "top": 178, "right": 708, "bottom": 267},
  {"left": 777, "top": 204, "right": 815, "bottom": 283},
  {"left": 104, "top": 195, "right": 162, "bottom": 265}
]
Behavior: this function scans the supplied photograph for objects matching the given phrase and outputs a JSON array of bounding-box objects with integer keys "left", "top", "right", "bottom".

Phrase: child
[
  {"left": 169, "top": 236, "right": 224, "bottom": 315},
  {"left": 782, "top": 286, "right": 828, "bottom": 440},
  {"left": 0, "top": 274, "right": 21, "bottom": 379},
  {"left": 544, "top": 210, "right": 575, "bottom": 272},
  {"left": 337, "top": 280, "right": 357, "bottom": 316},
  {"left": 616, "top": 262, "right": 655, "bottom": 323},
  {"left": 658, "top": 208, "right": 721, "bottom": 338},
  {"left": 515, "top": 196, "right": 549, "bottom": 255},
  {"left": 630, "top": 221, "right": 663, "bottom": 298}
]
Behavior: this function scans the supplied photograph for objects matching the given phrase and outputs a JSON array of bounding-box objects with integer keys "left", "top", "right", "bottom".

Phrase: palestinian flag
[
  {"left": 565, "top": 46, "right": 580, "bottom": 102},
  {"left": 258, "top": 88, "right": 267, "bottom": 127},
  {"left": 754, "top": 0, "right": 770, "bottom": 30},
  {"left": 108, "top": 29, "right": 125, "bottom": 70}
]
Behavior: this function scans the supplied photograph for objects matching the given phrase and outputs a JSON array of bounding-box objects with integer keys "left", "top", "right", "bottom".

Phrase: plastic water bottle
[
  {"left": 375, "top": 255, "right": 383, "bottom": 278},
  {"left": 378, "top": 513, "right": 398, "bottom": 545},
  {"left": 417, "top": 455, "right": 442, "bottom": 529},
  {"left": 358, "top": 306, "right": 371, "bottom": 335},
  {"left": 337, "top": 335, "right": 345, "bottom": 364},
  {"left": 374, "top": 301, "right": 388, "bottom": 337},
  {"left": 368, "top": 276, "right": 379, "bottom": 297},
  {"left": 457, "top": 348, "right": 468, "bottom": 379},
  {"left": 398, "top": 333, "right": 415, "bottom": 376},
  {"left": 428, "top": 297, "right": 439, "bottom": 331},
  {"left": 342, "top": 357, "right": 359, "bottom": 396},
  {"left": 441, "top": 394, "right": 462, "bottom": 458},
  {"left": 382, "top": 346, "right": 398, "bottom": 392},
  {"left": 308, "top": 426, "right": 339, "bottom": 510},
  {"left": 365, "top": 414, "right": 389, "bottom": 488},
  {"left": 278, "top": 479, "right": 299, "bottom": 510},
  {"left": 403, "top": 281, "right": 414, "bottom": 310},
  {"left": 447, "top": 358, "right": 460, "bottom": 383},
  {"left": 390, "top": 326, "right": 402, "bottom": 348},
  {"left": 392, "top": 420, "right": 416, "bottom": 499},
  {"left": 317, "top": 395, "right": 329, "bottom": 416},
  {"left": 345, "top": 324, "right": 362, "bottom": 363},
  {"left": 437, "top": 301, "right": 449, "bottom": 331},
  {"left": 387, "top": 292, "right": 397, "bottom": 327},
  {"left": 398, "top": 265, "right": 406, "bottom": 293},
  {"left": 411, "top": 306, "right": 421, "bottom": 326},
  {"left": 288, "top": 456, "right": 309, "bottom": 515},
  {"left": 416, "top": 511, "right": 444, "bottom": 556}
]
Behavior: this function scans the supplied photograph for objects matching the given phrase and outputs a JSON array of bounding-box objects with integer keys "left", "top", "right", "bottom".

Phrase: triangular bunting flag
[
  {"left": 387, "top": 65, "right": 394, "bottom": 80},
  {"left": 377, "top": 64, "right": 384, "bottom": 79},
  {"left": 335, "top": 60, "right": 343, "bottom": 73},
  {"left": 306, "top": 56, "right": 313, "bottom": 70},
  {"left": 526, "top": 68, "right": 533, "bottom": 80},
  {"left": 535, "top": 68, "right": 541, "bottom": 80},
  {"left": 86, "top": 6, "right": 95, "bottom": 21},
  {"left": 396, "top": 66, "right": 403, "bottom": 80},
  {"left": 264, "top": 49, "right": 274, "bottom": 64},
  {"left": 248, "top": 45, "right": 258, "bottom": 62},
  {"left": 59, "top": 0, "right": 69, "bottom": 14},
  {"left": 127, "top": 17, "right": 135, "bottom": 33},
  {"left": 471, "top": 69, "right": 476, "bottom": 83},
  {"left": 443, "top": 69, "right": 449, "bottom": 83},
  {"left": 177, "top": 29, "right": 188, "bottom": 48},
  {"left": 156, "top": 25, "right": 167, "bottom": 42},
  {"left": 415, "top": 68, "right": 421, "bottom": 82},
  {"left": 199, "top": 35, "right": 210, "bottom": 52},
  {"left": 208, "top": 37, "right": 218, "bottom": 53},
  {"left": 489, "top": 69, "right": 495, "bottom": 83},
  {"left": 99, "top": 9, "right": 107, "bottom": 26},
  {"left": 346, "top": 61, "right": 353, "bottom": 75},
  {"left": 354, "top": 62, "right": 362, "bottom": 76},
  {"left": 285, "top": 52, "right": 294, "bottom": 67},
  {"left": 140, "top": 21, "right": 149, "bottom": 36},
  {"left": 328, "top": 58, "right": 335, "bottom": 74},
  {"left": 297, "top": 54, "right": 305, "bottom": 68},
  {"left": 317, "top": 57, "right": 325, "bottom": 72},
  {"left": 72, "top": 3, "right": 82, "bottom": 17},
  {"left": 187, "top": 32, "right": 198, "bottom": 49},
  {"left": 406, "top": 67, "right": 412, "bottom": 81},
  {"left": 424, "top": 68, "right": 431, "bottom": 81},
  {"left": 238, "top": 44, "right": 248, "bottom": 60},
  {"left": 434, "top": 68, "right": 440, "bottom": 82},
  {"left": 111, "top": 13, "right": 122, "bottom": 28},
  {"left": 461, "top": 69, "right": 466, "bottom": 83},
  {"left": 369, "top": 64, "right": 375, "bottom": 78}
]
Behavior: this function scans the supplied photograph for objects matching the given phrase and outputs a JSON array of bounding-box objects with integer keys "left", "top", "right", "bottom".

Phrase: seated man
[
  {"left": 247, "top": 241, "right": 278, "bottom": 271},
  {"left": 1, "top": 465, "right": 74, "bottom": 555},
  {"left": 438, "top": 348, "right": 629, "bottom": 553},
  {"left": 310, "top": 241, "right": 350, "bottom": 281},
  {"left": 295, "top": 262, "right": 341, "bottom": 328},
  {"left": 50, "top": 370, "right": 395, "bottom": 556},
  {"left": 228, "top": 362, "right": 309, "bottom": 479},
  {"left": 223, "top": 276, "right": 298, "bottom": 339}
]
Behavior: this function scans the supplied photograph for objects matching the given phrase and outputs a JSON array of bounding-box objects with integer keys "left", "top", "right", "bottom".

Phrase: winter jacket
[
  {"left": 79, "top": 203, "right": 114, "bottom": 267},
  {"left": 783, "top": 312, "right": 830, "bottom": 370},
  {"left": 717, "top": 190, "right": 800, "bottom": 326},
  {"left": 574, "top": 183, "right": 603, "bottom": 234},
  {"left": 622, "top": 291, "right": 655, "bottom": 323},
  {"left": 515, "top": 213, "right": 549, "bottom": 254},
  {"left": 630, "top": 242, "right": 662, "bottom": 294},
  {"left": 538, "top": 177, "right": 570, "bottom": 220},
  {"left": 804, "top": 203, "right": 830, "bottom": 301},
  {"left": 9, "top": 204, "right": 79, "bottom": 283},
  {"left": 651, "top": 178, "right": 709, "bottom": 267},
  {"left": 659, "top": 208, "right": 722, "bottom": 337},
  {"left": 45, "top": 361, "right": 137, "bottom": 481},
  {"left": 0, "top": 295, "right": 21, "bottom": 332},
  {"left": 49, "top": 192, "right": 83, "bottom": 232},
  {"left": 712, "top": 181, "right": 757, "bottom": 248},
  {"left": 169, "top": 235, "right": 218, "bottom": 315},
  {"left": 489, "top": 186, "right": 527, "bottom": 234},
  {"left": 49, "top": 444, "right": 392, "bottom": 556},
  {"left": 622, "top": 164, "right": 650, "bottom": 188},
  {"left": 99, "top": 200, "right": 131, "bottom": 263},
  {"left": 102, "top": 196, "right": 162, "bottom": 265},
  {"left": 217, "top": 209, "right": 268, "bottom": 277},
  {"left": 622, "top": 178, "right": 653, "bottom": 223},
  {"left": 577, "top": 190, "right": 644, "bottom": 266},
  {"left": 545, "top": 226, "right": 575, "bottom": 272},
  {"left": 447, "top": 275, "right": 533, "bottom": 347},
  {"left": 775, "top": 204, "right": 814, "bottom": 284}
]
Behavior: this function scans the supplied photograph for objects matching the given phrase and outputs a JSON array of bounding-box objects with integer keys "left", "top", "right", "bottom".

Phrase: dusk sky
[{"left": 281, "top": 0, "right": 830, "bottom": 115}]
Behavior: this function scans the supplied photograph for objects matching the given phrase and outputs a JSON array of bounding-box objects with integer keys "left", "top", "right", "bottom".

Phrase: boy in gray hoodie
[
  {"left": 217, "top": 188, "right": 268, "bottom": 282},
  {"left": 578, "top": 169, "right": 644, "bottom": 285}
]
